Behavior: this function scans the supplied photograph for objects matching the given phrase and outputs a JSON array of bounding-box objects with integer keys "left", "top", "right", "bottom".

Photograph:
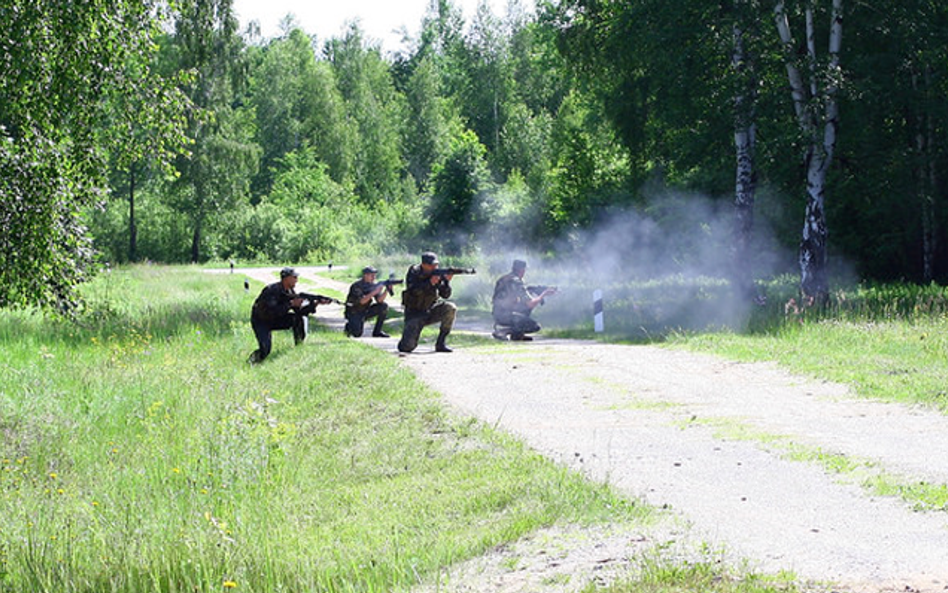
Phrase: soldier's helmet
[
  {"left": 421, "top": 252, "right": 439, "bottom": 265},
  {"left": 280, "top": 267, "right": 299, "bottom": 279},
  {"left": 362, "top": 266, "right": 378, "bottom": 275}
]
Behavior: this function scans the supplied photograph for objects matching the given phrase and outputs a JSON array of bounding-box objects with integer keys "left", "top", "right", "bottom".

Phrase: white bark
[
  {"left": 774, "top": 0, "right": 842, "bottom": 302},
  {"left": 733, "top": 16, "right": 757, "bottom": 297},
  {"left": 774, "top": 1, "right": 810, "bottom": 130}
]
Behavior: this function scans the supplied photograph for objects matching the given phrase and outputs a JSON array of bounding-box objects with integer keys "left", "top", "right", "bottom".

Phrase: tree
[
  {"left": 404, "top": 56, "right": 453, "bottom": 188},
  {"left": 104, "top": 47, "right": 193, "bottom": 262},
  {"left": 732, "top": 0, "right": 762, "bottom": 298},
  {"left": 428, "top": 130, "right": 491, "bottom": 254},
  {"left": 169, "top": 0, "right": 260, "bottom": 262},
  {"left": 773, "top": 0, "right": 844, "bottom": 303},
  {"left": 327, "top": 25, "right": 407, "bottom": 205},
  {"left": 0, "top": 0, "right": 190, "bottom": 309}
]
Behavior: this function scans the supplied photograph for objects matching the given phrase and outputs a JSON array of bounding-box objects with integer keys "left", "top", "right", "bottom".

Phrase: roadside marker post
[{"left": 593, "top": 289, "right": 604, "bottom": 333}]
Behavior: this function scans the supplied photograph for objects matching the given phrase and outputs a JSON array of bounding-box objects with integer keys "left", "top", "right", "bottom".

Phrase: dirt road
[{"left": 227, "top": 267, "right": 948, "bottom": 592}]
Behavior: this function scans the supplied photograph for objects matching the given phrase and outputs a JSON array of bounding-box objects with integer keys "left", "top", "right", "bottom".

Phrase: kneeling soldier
[{"left": 345, "top": 266, "right": 390, "bottom": 338}]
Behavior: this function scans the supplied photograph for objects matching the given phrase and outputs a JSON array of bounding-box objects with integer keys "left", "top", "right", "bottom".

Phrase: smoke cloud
[{"left": 472, "top": 186, "right": 794, "bottom": 338}]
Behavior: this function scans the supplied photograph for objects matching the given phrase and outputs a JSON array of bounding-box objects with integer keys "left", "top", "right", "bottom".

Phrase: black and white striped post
[{"left": 593, "top": 289, "right": 604, "bottom": 333}]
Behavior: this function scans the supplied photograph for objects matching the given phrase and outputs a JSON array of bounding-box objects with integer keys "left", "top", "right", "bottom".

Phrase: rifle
[
  {"left": 527, "top": 285, "right": 558, "bottom": 306},
  {"left": 298, "top": 292, "right": 342, "bottom": 306},
  {"left": 374, "top": 275, "right": 404, "bottom": 296},
  {"left": 432, "top": 267, "right": 477, "bottom": 276},
  {"left": 527, "top": 285, "right": 558, "bottom": 296}
]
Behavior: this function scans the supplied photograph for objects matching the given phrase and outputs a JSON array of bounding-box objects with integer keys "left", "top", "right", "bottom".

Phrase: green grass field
[
  {"left": 0, "top": 266, "right": 655, "bottom": 592},
  {"left": 6, "top": 265, "right": 893, "bottom": 592}
]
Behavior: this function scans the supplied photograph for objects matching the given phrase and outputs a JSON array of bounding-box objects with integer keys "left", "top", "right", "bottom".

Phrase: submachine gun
[
  {"left": 527, "top": 285, "right": 559, "bottom": 306},
  {"left": 298, "top": 292, "right": 342, "bottom": 307},
  {"left": 375, "top": 274, "right": 404, "bottom": 296},
  {"left": 432, "top": 266, "right": 477, "bottom": 277}
]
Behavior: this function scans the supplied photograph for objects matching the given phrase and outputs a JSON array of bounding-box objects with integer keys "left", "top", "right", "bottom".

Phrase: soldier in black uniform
[
  {"left": 344, "top": 266, "right": 390, "bottom": 338},
  {"left": 397, "top": 251, "right": 456, "bottom": 353},
  {"left": 491, "top": 259, "right": 556, "bottom": 341},
  {"left": 248, "top": 267, "right": 328, "bottom": 363}
]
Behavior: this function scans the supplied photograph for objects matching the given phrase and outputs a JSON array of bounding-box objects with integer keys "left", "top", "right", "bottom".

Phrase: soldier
[
  {"left": 397, "top": 251, "right": 456, "bottom": 353},
  {"left": 248, "top": 267, "right": 329, "bottom": 363},
  {"left": 344, "top": 266, "right": 390, "bottom": 338},
  {"left": 491, "top": 259, "right": 556, "bottom": 341}
]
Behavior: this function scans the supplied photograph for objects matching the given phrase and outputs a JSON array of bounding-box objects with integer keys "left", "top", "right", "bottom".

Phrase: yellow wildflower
[{"left": 223, "top": 581, "right": 237, "bottom": 589}]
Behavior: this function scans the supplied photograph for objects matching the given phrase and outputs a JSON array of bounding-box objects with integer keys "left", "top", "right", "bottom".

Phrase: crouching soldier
[
  {"left": 248, "top": 267, "right": 329, "bottom": 363},
  {"left": 397, "top": 251, "right": 456, "bottom": 353},
  {"left": 344, "top": 266, "right": 390, "bottom": 338},
  {"left": 491, "top": 259, "right": 556, "bottom": 341}
]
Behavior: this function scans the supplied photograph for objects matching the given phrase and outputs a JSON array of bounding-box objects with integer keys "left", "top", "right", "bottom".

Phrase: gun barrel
[{"left": 432, "top": 267, "right": 476, "bottom": 276}]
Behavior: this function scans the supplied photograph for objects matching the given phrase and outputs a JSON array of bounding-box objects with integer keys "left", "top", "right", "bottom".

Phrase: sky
[{"left": 231, "top": 0, "right": 531, "bottom": 54}]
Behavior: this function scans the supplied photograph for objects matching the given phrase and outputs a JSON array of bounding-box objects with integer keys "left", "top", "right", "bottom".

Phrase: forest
[{"left": 4, "top": 0, "right": 948, "bottom": 311}]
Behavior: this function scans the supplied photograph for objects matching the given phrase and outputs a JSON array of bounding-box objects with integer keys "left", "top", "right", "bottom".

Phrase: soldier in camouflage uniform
[
  {"left": 249, "top": 267, "right": 322, "bottom": 363},
  {"left": 397, "top": 251, "right": 456, "bottom": 353},
  {"left": 344, "top": 266, "right": 390, "bottom": 338},
  {"left": 491, "top": 259, "right": 555, "bottom": 341}
]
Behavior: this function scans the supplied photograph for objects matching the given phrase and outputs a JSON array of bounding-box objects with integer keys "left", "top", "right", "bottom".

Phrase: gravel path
[{"left": 226, "top": 267, "right": 948, "bottom": 592}]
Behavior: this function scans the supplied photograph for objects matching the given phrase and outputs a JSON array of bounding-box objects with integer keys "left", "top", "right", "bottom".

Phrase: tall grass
[{"left": 0, "top": 266, "right": 644, "bottom": 593}]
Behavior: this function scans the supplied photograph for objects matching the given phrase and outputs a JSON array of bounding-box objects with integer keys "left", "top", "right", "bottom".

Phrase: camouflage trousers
[{"left": 397, "top": 301, "right": 456, "bottom": 353}]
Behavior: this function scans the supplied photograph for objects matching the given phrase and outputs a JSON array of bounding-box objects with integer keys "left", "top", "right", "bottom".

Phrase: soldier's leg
[
  {"left": 429, "top": 301, "right": 457, "bottom": 352},
  {"left": 492, "top": 312, "right": 514, "bottom": 340},
  {"left": 292, "top": 314, "right": 306, "bottom": 344},
  {"left": 397, "top": 315, "right": 424, "bottom": 353},
  {"left": 250, "top": 318, "right": 273, "bottom": 362},
  {"left": 369, "top": 302, "right": 389, "bottom": 337},
  {"left": 510, "top": 313, "right": 541, "bottom": 340},
  {"left": 345, "top": 311, "right": 366, "bottom": 337}
]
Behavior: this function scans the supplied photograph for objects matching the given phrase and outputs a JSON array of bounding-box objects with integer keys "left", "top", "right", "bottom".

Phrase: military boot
[{"left": 435, "top": 329, "right": 452, "bottom": 353}]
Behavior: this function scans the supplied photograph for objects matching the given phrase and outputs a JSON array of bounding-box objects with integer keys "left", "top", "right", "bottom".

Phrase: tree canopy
[{"left": 5, "top": 0, "right": 948, "bottom": 311}]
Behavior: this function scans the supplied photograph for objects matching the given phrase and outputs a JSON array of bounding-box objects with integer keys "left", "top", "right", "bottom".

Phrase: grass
[
  {"left": 0, "top": 265, "right": 649, "bottom": 593},
  {"left": 589, "top": 559, "right": 798, "bottom": 593},
  {"left": 667, "top": 317, "right": 948, "bottom": 411}
]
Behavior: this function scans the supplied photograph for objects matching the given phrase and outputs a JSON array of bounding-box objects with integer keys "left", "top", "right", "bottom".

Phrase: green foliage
[
  {"left": 0, "top": 0, "right": 190, "bottom": 310},
  {"left": 546, "top": 90, "right": 633, "bottom": 233},
  {"left": 327, "top": 25, "right": 408, "bottom": 206},
  {"left": 0, "top": 266, "right": 643, "bottom": 592},
  {"left": 168, "top": 0, "right": 260, "bottom": 263},
  {"left": 428, "top": 130, "right": 492, "bottom": 254}
]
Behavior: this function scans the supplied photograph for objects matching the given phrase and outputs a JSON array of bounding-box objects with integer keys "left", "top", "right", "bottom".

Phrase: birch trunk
[
  {"left": 733, "top": 14, "right": 757, "bottom": 299},
  {"left": 774, "top": 0, "right": 842, "bottom": 304}
]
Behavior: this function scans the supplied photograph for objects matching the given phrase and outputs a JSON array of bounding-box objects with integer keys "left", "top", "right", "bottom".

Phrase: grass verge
[
  {"left": 0, "top": 265, "right": 646, "bottom": 593},
  {"left": 666, "top": 317, "right": 948, "bottom": 412}
]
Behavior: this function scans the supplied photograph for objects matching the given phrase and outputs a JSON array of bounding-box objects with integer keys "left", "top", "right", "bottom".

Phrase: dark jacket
[
  {"left": 401, "top": 264, "right": 451, "bottom": 315},
  {"left": 251, "top": 282, "right": 296, "bottom": 322},
  {"left": 346, "top": 279, "right": 379, "bottom": 315},
  {"left": 492, "top": 272, "right": 531, "bottom": 318}
]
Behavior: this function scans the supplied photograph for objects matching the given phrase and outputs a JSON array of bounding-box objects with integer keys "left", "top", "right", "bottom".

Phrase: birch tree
[
  {"left": 732, "top": 1, "right": 759, "bottom": 299},
  {"left": 773, "top": 0, "right": 843, "bottom": 303}
]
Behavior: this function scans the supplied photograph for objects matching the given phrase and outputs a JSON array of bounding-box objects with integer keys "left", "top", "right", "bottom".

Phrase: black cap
[
  {"left": 421, "top": 251, "right": 439, "bottom": 265},
  {"left": 362, "top": 266, "right": 378, "bottom": 275},
  {"left": 280, "top": 267, "right": 299, "bottom": 278},
  {"left": 512, "top": 259, "right": 527, "bottom": 271}
]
